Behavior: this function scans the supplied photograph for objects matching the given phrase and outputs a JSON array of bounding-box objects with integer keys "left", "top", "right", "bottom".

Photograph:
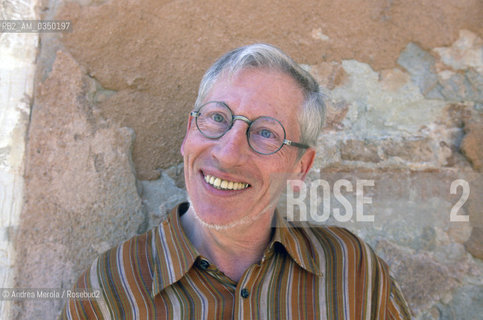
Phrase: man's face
[{"left": 181, "top": 68, "right": 315, "bottom": 228}]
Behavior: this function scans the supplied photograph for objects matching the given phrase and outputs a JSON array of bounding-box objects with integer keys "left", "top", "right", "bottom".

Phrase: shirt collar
[
  {"left": 271, "top": 211, "right": 323, "bottom": 277},
  {"left": 151, "top": 203, "right": 323, "bottom": 296},
  {"left": 151, "top": 202, "right": 200, "bottom": 296}
]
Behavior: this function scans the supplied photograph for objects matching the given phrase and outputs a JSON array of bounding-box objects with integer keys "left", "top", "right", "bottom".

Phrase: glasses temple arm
[{"left": 283, "top": 139, "right": 310, "bottom": 149}]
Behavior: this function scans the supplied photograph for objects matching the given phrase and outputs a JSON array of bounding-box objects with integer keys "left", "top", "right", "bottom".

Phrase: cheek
[
  {"left": 182, "top": 133, "right": 214, "bottom": 167},
  {"left": 180, "top": 137, "right": 186, "bottom": 156},
  {"left": 258, "top": 157, "right": 294, "bottom": 184},
  {"left": 182, "top": 130, "right": 202, "bottom": 155},
  {"left": 269, "top": 149, "right": 298, "bottom": 170}
]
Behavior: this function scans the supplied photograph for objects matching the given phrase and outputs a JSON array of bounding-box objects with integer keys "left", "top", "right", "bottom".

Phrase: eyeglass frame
[{"left": 189, "top": 101, "right": 310, "bottom": 155}]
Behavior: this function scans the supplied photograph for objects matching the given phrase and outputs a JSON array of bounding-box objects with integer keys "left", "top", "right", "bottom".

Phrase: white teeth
[{"left": 204, "top": 174, "right": 249, "bottom": 190}]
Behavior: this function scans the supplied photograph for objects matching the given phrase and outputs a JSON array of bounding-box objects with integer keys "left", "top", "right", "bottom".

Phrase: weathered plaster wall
[
  {"left": 6, "top": 0, "right": 482, "bottom": 318},
  {"left": 0, "top": 0, "right": 38, "bottom": 318},
  {"left": 53, "top": 0, "right": 481, "bottom": 180}
]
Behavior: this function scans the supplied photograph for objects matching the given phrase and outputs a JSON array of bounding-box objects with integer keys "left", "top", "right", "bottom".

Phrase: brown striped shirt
[{"left": 62, "top": 202, "right": 411, "bottom": 319}]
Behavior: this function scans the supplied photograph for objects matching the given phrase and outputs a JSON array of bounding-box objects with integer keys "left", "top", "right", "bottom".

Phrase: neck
[{"left": 180, "top": 206, "right": 274, "bottom": 282}]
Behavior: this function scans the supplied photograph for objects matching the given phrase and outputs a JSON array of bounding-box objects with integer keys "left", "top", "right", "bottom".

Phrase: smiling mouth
[{"left": 203, "top": 174, "right": 250, "bottom": 191}]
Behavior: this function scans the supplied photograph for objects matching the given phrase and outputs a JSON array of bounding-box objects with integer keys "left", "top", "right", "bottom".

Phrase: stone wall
[
  {"left": 303, "top": 31, "right": 483, "bottom": 318},
  {"left": 2, "top": 0, "right": 482, "bottom": 318}
]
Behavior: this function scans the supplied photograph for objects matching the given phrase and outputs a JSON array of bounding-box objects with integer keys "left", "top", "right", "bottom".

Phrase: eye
[
  {"left": 252, "top": 127, "right": 277, "bottom": 140},
  {"left": 212, "top": 113, "right": 224, "bottom": 123},
  {"left": 259, "top": 129, "right": 274, "bottom": 139}
]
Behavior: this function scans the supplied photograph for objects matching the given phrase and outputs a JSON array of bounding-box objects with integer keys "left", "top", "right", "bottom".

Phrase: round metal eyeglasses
[{"left": 190, "top": 101, "right": 309, "bottom": 155}]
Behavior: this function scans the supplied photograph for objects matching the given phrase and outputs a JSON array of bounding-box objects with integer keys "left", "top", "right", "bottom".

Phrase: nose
[{"left": 211, "top": 120, "right": 250, "bottom": 167}]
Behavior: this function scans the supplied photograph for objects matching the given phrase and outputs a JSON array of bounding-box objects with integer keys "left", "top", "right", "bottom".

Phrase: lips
[{"left": 203, "top": 173, "right": 250, "bottom": 191}]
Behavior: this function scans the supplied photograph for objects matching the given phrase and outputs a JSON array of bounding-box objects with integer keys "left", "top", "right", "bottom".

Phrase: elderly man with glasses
[{"left": 62, "top": 44, "right": 411, "bottom": 319}]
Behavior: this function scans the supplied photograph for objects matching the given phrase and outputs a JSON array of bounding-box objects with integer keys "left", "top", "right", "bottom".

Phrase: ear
[
  {"left": 293, "top": 148, "right": 316, "bottom": 181},
  {"left": 287, "top": 179, "right": 304, "bottom": 193},
  {"left": 180, "top": 115, "right": 193, "bottom": 157}
]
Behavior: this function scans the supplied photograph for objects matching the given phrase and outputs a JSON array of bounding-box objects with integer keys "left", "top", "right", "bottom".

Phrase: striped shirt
[{"left": 62, "top": 202, "right": 411, "bottom": 319}]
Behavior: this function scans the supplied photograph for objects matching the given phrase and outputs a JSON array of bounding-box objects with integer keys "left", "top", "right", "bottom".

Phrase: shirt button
[
  {"left": 240, "top": 288, "right": 249, "bottom": 299},
  {"left": 199, "top": 259, "right": 210, "bottom": 270}
]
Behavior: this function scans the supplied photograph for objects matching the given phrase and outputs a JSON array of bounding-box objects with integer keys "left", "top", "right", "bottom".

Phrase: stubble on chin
[{"left": 187, "top": 199, "right": 274, "bottom": 231}]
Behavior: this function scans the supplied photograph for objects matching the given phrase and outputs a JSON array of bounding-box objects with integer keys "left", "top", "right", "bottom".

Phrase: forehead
[{"left": 205, "top": 68, "right": 304, "bottom": 121}]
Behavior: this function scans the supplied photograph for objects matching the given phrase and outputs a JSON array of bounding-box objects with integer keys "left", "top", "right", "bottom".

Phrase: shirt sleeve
[
  {"left": 360, "top": 235, "right": 412, "bottom": 320},
  {"left": 386, "top": 276, "right": 412, "bottom": 320},
  {"left": 60, "top": 257, "right": 111, "bottom": 320}
]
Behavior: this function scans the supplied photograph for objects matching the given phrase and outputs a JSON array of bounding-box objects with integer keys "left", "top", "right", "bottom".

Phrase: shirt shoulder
[
  {"left": 294, "top": 224, "right": 412, "bottom": 319},
  {"left": 61, "top": 227, "right": 156, "bottom": 319},
  {"left": 291, "top": 223, "right": 376, "bottom": 271}
]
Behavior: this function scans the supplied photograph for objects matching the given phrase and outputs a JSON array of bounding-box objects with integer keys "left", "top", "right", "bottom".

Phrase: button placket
[{"left": 233, "top": 267, "right": 258, "bottom": 318}]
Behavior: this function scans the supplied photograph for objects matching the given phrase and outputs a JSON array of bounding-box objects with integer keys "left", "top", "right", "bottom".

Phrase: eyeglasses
[{"left": 190, "top": 101, "right": 309, "bottom": 155}]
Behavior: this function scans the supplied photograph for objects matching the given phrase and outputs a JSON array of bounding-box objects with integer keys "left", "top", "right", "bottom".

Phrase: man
[{"left": 62, "top": 44, "right": 411, "bottom": 319}]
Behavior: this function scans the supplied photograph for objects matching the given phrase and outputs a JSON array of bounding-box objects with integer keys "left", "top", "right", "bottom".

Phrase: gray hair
[{"left": 195, "top": 43, "right": 325, "bottom": 148}]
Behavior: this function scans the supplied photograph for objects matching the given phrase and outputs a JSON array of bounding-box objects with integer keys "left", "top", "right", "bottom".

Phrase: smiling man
[{"left": 62, "top": 44, "right": 411, "bottom": 319}]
